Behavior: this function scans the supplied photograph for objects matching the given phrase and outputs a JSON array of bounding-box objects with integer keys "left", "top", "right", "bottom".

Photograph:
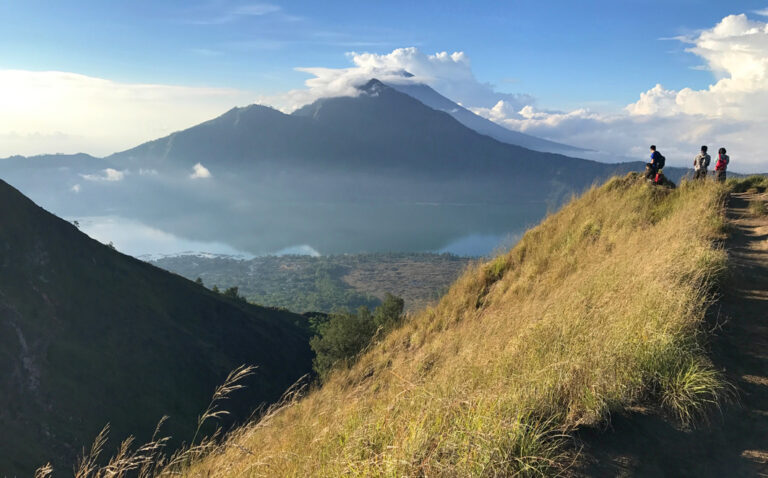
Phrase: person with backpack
[
  {"left": 714, "top": 147, "right": 729, "bottom": 182},
  {"left": 693, "top": 145, "right": 711, "bottom": 180},
  {"left": 645, "top": 145, "right": 665, "bottom": 181}
]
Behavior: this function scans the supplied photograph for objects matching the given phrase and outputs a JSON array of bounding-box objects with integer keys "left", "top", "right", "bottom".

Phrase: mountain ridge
[{"left": 0, "top": 178, "right": 313, "bottom": 475}]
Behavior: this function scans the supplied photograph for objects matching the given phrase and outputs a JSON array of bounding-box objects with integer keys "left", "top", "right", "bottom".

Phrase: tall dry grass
[
  {"left": 36, "top": 366, "right": 257, "bottom": 478},
  {"left": 54, "top": 174, "right": 734, "bottom": 477},
  {"left": 183, "top": 175, "right": 732, "bottom": 476}
]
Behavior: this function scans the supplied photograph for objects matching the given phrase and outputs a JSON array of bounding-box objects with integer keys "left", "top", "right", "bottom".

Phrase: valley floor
[{"left": 577, "top": 192, "right": 768, "bottom": 477}]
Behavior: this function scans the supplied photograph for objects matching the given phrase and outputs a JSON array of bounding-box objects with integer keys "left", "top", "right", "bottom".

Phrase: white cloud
[
  {"left": 624, "top": 84, "right": 679, "bottom": 116},
  {"left": 755, "top": 8, "right": 768, "bottom": 17},
  {"left": 81, "top": 168, "right": 126, "bottom": 182},
  {"left": 139, "top": 168, "right": 159, "bottom": 176},
  {"left": 274, "top": 244, "right": 321, "bottom": 256},
  {"left": 469, "top": 13, "right": 768, "bottom": 171},
  {"left": 70, "top": 184, "right": 81, "bottom": 193},
  {"left": 184, "top": 2, "right": 281, "bottom": 24},
  {"left": 260, "top": 47, "right": 533, "bottom": 113},
  {"left": 0, "top": 70, "right": 255, "bottom": 157},
  {"left": 190, "top": 162, "right": 212, "bottom": 179}
]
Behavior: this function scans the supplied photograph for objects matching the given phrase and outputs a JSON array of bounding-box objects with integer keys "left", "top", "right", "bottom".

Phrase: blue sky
[{"left": 1, "top": 0, "right": 765, "bottom": 108}]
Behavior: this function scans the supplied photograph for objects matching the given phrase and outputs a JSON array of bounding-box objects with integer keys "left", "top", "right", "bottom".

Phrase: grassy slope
[
  {"left": 0, "top": 179, "right": 313, "bottom": 475},
  {"left": 187, "top": 174, "right": 730, "bottom": 476}
]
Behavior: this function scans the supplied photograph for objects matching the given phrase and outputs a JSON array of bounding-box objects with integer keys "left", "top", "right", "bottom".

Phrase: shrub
[{"left": 310, "top": 294, "right": 404, "bottom": 380}]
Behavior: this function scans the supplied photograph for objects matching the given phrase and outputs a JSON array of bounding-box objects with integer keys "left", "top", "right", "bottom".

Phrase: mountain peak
[{"left": 358, "top": 78, "right": 387, "bottom": 96}]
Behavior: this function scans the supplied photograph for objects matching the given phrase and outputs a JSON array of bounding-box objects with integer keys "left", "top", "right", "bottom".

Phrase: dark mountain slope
[
  {"left": 0, "top": 179, "right": 313, "bottom": 475},
  {"left": 112, "top": 79, "right": 612, "bottom": 180}
]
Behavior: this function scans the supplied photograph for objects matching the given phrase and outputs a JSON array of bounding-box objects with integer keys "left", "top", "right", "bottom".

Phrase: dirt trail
[{"left": 576, "top": 192, "right": 768, "bottom": 477}]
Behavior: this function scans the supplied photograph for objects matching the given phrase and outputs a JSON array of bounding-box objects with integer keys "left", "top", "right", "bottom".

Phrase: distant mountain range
[
  {"left": 0, "top": 79, "right": 686, "bottom": 256},
  {"left": 0, "top": 179, "right": 313, "bottom": 475}
]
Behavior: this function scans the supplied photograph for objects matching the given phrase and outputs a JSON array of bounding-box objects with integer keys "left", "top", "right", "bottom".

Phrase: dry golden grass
[
  {"left": 177, "top": 175, "right": 730, "bottom": 476},
  {"left": 37, "top": 367, "right": 257, "bottom": 478},
  {"left": 55, "top": 174, "right": 734, "bottom": 477}
]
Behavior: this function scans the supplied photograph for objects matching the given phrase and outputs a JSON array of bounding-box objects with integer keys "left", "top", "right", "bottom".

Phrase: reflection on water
[
  {"left": 71, "top": 215, "right": 525, "bottom": 259},
  {"left": 437, "top": 232, "right": 522, "bottom": 257},
  {"left": 72, "top": 216, "right": 252, "bottom": 259}
]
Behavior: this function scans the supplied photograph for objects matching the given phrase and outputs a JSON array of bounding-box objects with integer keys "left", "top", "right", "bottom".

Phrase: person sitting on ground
[
  {"left": 645, "top": 145, "right": 665, "bottom": 180},
  {"left": 693, "top": 145, "right": 711, "bottom": 180},
  {"left": 715, "top": 147, "right": 729, "bottom": 182}
]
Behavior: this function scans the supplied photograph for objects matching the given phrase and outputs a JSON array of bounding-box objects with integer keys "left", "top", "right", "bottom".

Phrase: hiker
[
  {"left": 693, "top": 145, "right": 711, "bottom": 180},
  {"left": 714, "top": 147, "right": 729, "bottom": 182},
  {"left": 645, "top": 145, "right": 665, "bottom": 181}
]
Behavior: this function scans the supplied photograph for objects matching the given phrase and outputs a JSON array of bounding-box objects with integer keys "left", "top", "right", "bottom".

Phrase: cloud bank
[
  {"left": 468, "top": 13, "right": 768, "bottom": 170},
  {"left": 80, "top": 168, "right": 126, "bottom": 182},
  {"left": 260, "top": 47, "right": 533, "bottom": 113},
  {"left": 0, "top": 70, "right": 254, "bottom": 157}
]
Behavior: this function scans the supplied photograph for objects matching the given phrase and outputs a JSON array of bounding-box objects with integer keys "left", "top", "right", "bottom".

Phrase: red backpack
[{"left": 715, "top": 154, "right": 728, "bottom": 171}]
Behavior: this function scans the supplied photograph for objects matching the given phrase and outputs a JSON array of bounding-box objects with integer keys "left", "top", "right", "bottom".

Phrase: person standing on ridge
[
  {"left": 645, "top": 145, "right": 665, "bottom": 180},
  {"left": 715, "top": 147, "right": 730, "bottom": 182},
  {"left": 693, "top": 145, "right": 711, "bottom": 180}
]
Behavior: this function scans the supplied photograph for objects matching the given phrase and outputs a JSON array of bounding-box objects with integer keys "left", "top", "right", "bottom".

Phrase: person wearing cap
[{"left": 693, "top": 145, "right": 711, "bottom": 180}]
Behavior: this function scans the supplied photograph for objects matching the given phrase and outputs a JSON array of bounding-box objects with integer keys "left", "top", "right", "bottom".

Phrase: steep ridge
[
  {"left": 577, "top": 188, "right": 768, "bottom": 476},
  {"left": 186, "top": 175, "right": 730, "bottom": 476},
  {"left": 0, "top": 179, "right": 313, "bottom": 475}
]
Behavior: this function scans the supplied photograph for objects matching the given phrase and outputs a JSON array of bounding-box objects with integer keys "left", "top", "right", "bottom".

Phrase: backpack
[
  {"left": 716, "top": 154, "right": 728, "bottom": 171},
  {"left": 657, "top": 154, "right": 665, "bottom": 170}
]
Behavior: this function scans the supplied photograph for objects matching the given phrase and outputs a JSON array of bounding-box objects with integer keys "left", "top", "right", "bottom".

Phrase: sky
[{"left": 2, "top": 1, "right": 768, "bottom": 171}]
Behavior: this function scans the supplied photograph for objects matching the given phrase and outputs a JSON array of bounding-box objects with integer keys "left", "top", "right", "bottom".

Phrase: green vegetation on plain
[{"left": 151, "top": 253, "right": 470, "bottom": 313}]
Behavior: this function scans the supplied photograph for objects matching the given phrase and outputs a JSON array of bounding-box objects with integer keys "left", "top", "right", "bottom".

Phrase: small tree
[
  {"left": 310, "top": 294, "right": 405, "bottom": 381},
  {"left": 195, "top": 277, "right": 204, "bottom": 286},
  {"left": 373, "top": 293, "right": 405, "bottom": 330},
  {"left": 223, "top": 286, "right": 241, "bottom": 300}
]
